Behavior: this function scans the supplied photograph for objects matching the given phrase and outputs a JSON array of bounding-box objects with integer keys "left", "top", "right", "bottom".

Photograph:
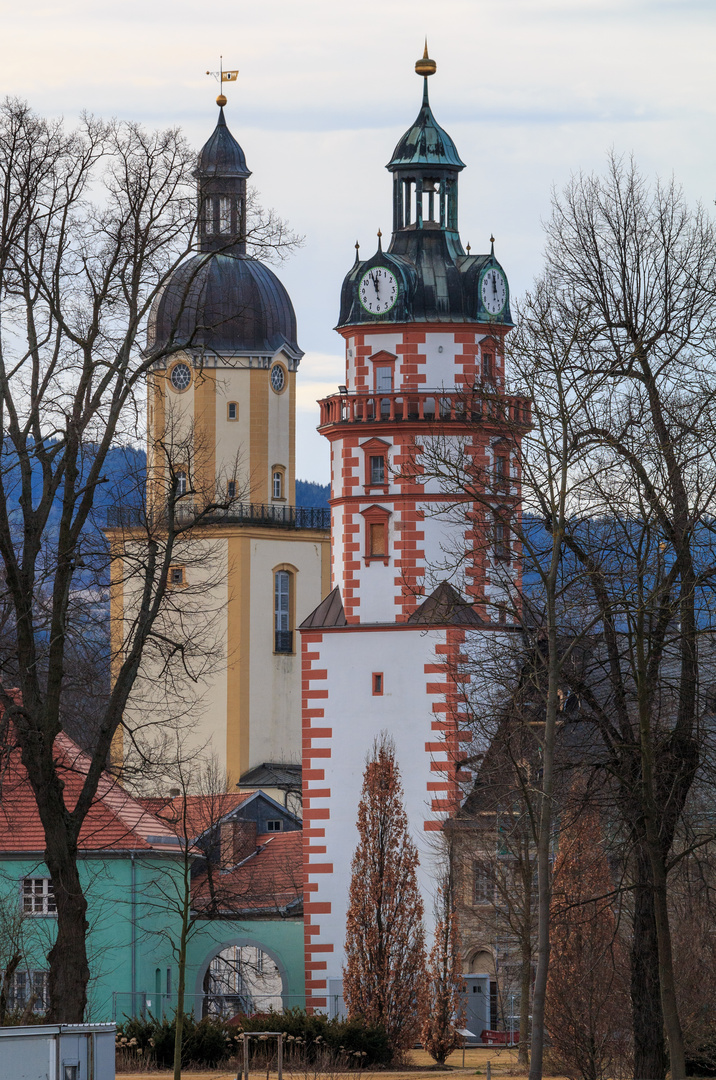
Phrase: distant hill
[{"left": 295, "top": 480, "right": 330, "bottom": 508}]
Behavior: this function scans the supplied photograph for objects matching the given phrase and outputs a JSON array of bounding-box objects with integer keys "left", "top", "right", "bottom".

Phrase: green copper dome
[{"left": 387, "top": 81, "right": 465, "bottom": 172}]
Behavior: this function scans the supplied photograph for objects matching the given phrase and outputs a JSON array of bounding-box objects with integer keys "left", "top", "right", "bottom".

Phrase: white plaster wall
[
  {"left": 331, "top": 503, "right": 345, "bottom": 591},
  {"left": 248, "top": 535, "right": 325, "bottom": 767},
  {"left": 122, "top": 534, "right": 230, "bottom": 770},
  {"left": 305, "top": 625, "right": 492, "bottom": 981},
  {"left": 214, "top": 368, "right": 251, "bottom": 485},
  {"left": 267, "top": 359, "right": 292, "bottom": 495}
]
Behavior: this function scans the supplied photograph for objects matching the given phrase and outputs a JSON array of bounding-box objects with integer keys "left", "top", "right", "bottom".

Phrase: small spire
[
  {"left": 490, "top": 234, "right": 495, "bottom": 255},
  {"left": 377, "top": 228, "right": 383, "bottom": 252},
  {"left": 466, "top": 242, "right": 471, "bottom": 255},
  {"left": 415, "top": 39, "right": 436, "bottom": 105},
  {"left": 354, "top": 240, "right": 360, "bottom": 264}
]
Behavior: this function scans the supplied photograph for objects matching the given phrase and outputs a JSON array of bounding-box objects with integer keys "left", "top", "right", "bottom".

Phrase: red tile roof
[
  {"left": 192, "top": 831, "right": 302, "bottom": 915},
  {"left": 138, "top": 792, "right": 256, "bottom": 840},
  {"left": 0, "top": 733, "right": 182, "bottom": 854}
]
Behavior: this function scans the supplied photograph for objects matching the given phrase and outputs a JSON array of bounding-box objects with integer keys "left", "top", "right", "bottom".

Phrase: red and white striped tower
[{"left": 300, "top": 48, "right": 531, "bottom": 1012}]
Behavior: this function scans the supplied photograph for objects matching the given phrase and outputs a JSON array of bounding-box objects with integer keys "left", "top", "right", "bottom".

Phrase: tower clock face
[
  {"left": 480, "top": 267, "right": 508, "bottom": 316},
  {"left": 359, "top": 267, "right": 399, "bottom": 315}
]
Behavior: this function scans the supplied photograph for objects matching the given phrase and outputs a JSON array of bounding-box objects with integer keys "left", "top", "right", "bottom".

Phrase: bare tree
[
  {"left": 0, "top": 97, "right": 300, "bottom": 1022},
  {"left": 421, "top": 154, "right": 716, "bottom": 1080},
  {"left": 343, "top": 733, "right": 428, "bottom": 1059}
]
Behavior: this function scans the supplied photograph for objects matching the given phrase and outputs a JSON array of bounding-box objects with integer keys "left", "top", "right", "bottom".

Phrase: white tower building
[
  {"left": 108, "top": 100, "right": 330, "bottom": 794},
  {"left": 300, "top": 51, "right": 530, "bottom": 1009}
]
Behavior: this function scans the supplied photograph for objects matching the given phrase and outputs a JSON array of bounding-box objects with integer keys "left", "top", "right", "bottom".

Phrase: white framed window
[
  {"left": 176, "top": 471, "right": 187, "bottom": 496},
  {"left": 228, "top": 480, "right": 237, "bottom": 499},
  {"left": 274, "top": 570, "right": 291, "bottom": 653},
  {"left": 228, "top": 401, "right": 238, "bottom": 421},
  {"left": 169, "top": 566, "right": 185, "bottom": 587},
  {"left": 8, "top": 970, "right": 49, "bottom": 1013},
  {"left": 22, "top": 877, "right": 56, "bottom": 916},
  {"left": 376, "top": 366, "right": 393, "bottom": 392},
  {"left": 273, "top": 470, "right": 283, "bottom": 500},
  {"left": 473, "top": 862, "right": 493, "bottom": 905},
  {"left": 370, "top": 456, "right": 385, "bottom": 485}
]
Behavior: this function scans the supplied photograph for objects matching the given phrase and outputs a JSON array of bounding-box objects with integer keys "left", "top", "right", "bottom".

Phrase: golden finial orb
[
  {"left": 415, "top": 39, "right": 436, "bottom": 77},
  {"left": 216, "top": 93, "right": 227, "bottom": 107}
]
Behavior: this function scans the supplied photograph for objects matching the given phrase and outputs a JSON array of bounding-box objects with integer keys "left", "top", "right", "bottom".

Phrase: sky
[{"left": 1, "top": 0, "right": 715, "bottom": 482}]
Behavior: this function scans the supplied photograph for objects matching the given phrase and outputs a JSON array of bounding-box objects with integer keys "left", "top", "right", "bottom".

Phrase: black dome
[
  {"left": 197, "top": 107, "right": 251, "bottom": 178},
  {"left": 147, "top": 253, "right": 301, "bottom": 357}
]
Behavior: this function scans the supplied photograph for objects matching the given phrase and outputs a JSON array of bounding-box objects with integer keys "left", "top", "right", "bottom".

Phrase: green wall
[{"left": 0, "top": 854, "right": 305, "bottom": 1022}]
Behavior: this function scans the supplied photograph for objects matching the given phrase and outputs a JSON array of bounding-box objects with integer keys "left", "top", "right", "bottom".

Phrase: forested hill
[{"left": 3, "top": 443, "right": 330, "bottom": 532}]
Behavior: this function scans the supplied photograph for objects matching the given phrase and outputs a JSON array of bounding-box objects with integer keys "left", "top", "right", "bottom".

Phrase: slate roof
[
  {"left": 197, "top": 107, "right": 251, "bottom": 178},
  {"left": 407, "top": 581, "right": 484, "bottom": 626},
  {"left": 299, "top": 586, "right": 347, "bottom": 629},
  {"left": 0, "top": 734, "right": 181, "bottom": 854},
  {"left": 237, "top": 762, "right": 301, "bottom": 790},
  {"left": 147, "top": 253, "right": 302, "bottom": 358}
]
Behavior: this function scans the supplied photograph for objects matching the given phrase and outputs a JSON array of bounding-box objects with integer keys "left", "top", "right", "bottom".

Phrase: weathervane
[{"left": 206, "top": 56, "right": 239, "bottom": 107}]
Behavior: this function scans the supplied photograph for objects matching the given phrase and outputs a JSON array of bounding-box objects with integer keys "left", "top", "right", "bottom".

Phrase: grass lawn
[{"left": 116, "top": 1045, "right": 530, "bottom": 1080}]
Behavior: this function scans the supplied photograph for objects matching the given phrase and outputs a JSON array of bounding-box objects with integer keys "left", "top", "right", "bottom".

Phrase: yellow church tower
[{"left": 109, "top": 96, "right": 330, "bottom": 798}]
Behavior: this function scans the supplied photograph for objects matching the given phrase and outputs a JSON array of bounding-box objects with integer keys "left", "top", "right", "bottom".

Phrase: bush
[
  {"left": 115, "top": 1007, "right": 391, "bottom": 1070},
  {"left": 235, "top": 1007, "right": 392, "bottom": 1067},
  {"left": 116, "top": 1013, "right": 239, "bottom": 1069}
]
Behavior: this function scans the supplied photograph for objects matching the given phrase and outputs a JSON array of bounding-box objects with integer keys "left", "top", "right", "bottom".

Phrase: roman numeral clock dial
[
  {"left": 480, "top": 266, "right": 508, "bottom": 316},
  {"left": 359, "top": 266, "right": 399, "bottom": 315}
]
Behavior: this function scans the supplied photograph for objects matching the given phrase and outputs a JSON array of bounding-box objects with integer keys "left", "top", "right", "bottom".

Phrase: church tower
[
  {"left": 300, "top": 49, "right": 531, "bottom": 1010},
  {"left": 109, "top": 95, "right": 330, "bottom": 797}
]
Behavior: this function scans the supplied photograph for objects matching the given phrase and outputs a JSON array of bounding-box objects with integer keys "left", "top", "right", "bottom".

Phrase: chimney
[{"left": 220, "top": 819, "right": 258, "bottom": 866}]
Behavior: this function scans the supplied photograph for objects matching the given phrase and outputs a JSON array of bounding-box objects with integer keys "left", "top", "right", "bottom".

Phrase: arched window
[
  {"left": 274, "top": 570, "right": 292, "bottom": 653},
  {"left": 176, "top": 471, "right": 187, "bottom": 496},
  {"left": 272, "top": 465, "right": 286, "bottom": 501},
  {"left": 227, "top": 401, "right": 238, "bottom": 421}
]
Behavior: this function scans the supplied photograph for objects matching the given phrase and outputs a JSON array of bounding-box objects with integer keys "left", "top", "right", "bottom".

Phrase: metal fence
[
  {"left": 111, "top": 991, "right": 315, "bottom": 1022},
  {"left": 107, "top": 503, "right": 330, "bottom": 531}
]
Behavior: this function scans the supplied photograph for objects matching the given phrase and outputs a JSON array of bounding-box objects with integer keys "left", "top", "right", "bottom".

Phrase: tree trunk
[
  {"left": 631, "top": 848, "right": 667, "bottom": 1080},
  {"left": 518, "top": 934, "right": 531, "bottom": 1069},
  {"left": 528, "top": 626, "right": 559, "bottom": 1080},
  {"left": 173, "top": 899, "right": 189, "bottom": 1080},
  {"left": 45, "top": 850, "right": 90, "bottom": 1023}
]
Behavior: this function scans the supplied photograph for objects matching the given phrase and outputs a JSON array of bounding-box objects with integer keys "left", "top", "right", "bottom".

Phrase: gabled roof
[
  {"left": 192, "top": 830, "right": 302, "bottom": 916},
  {"left": 139, "top": 791, "right": 256, "bottom": 842},
  {"left": 141, "top": 789, "right": 301, "bottom": 843},
  {"left": 0, "top": 734, "right": 181, "bottom": 854},
  {"left": 407, "top": 581, "right": 484, "bottom": 626},
  {"left": 299, "top": 586, "right": 347, "bottom": 629},
  {"left": 237, "top": 762, "right": 301, "bottom": 790}
]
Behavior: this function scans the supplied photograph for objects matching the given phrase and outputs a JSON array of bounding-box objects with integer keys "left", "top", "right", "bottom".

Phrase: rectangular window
[
  {"left": 8, "top": 970, "right": 49, "bottom": 1014},
  {"left": 228, "top": 480, "right": 236, "bottom": 499},
  {"left": 169, "top": 566, "right": 185, "bottom": 586},
  {"left": 495, "top": 521, "right": 510, "bottom": 560},
  {"left": 204, "top": 197, "right": 216, "bottom": 235},
  {"left": 375, "top": 366, "right": 393, "bottom": 392},
  {"left": 473, "top": 862, "right": 493, "bottom": 905},
  {"left": 266, "top": 820, "right": 282, "bottom": 832},
  {"left": 228, "top": 402, "right": 238, "bottom": 421},
  {"left": 219, "top": 196, "right": 232, "bottom": 233},
  {"left": 275, "top": 570, "right": 292, "bottom": 653},
  {"left": 494, "top": 456, "right": 506, "bottom": 487},
  {"left": 22, "top": 878, "right": 56, "bottom": 916},
  {"left": 273, "top": 471, "right": 283, "bottom": 500},
  {"left": 482, "top": 352, "right": 494, "bottom": 379},
  {"left": 369, "top": 522, "right": 386, "bottom": 557},
  {"left": 372, "top": 672, "right": 383, "bottom": 695},
  {"left": 370, "top": 455, "right": 385, "bottom": 485}
]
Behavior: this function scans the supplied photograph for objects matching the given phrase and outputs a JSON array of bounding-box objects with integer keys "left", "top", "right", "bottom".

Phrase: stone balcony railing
[{"left": 318, "top": 388, "right": 531, "bottom": 429}]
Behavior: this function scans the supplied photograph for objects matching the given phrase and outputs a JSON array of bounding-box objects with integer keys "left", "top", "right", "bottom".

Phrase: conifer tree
[
  {"left": 422, "top": 865, "right": 465, "bottom": 1065},
  {"left": 343, "top": 734, "right": 427, "bottom": 1056}
]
